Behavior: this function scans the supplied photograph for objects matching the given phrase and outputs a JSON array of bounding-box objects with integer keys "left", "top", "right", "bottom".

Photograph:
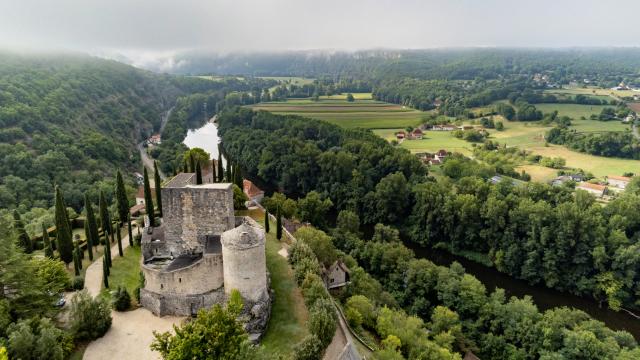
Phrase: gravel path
[
  {"left": 82, "top": 227, "right": 186, "bottom": 360},
  {"left": 84, "top": 231, "right": 132, "bottom": 297}
]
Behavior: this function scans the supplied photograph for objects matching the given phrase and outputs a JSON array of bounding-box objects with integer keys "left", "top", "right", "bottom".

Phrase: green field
[
  {"left": 535, "top": 103, "right": 611, "bottom": 119},
  {"left": 544, "top": 85, "right": 639, "bottom": 99},
  {"left": 249, "top": 95, "right": 424, "bottom": 129},
  {"left": 257, "top": 76, "right": 315, "bottom": 86},
  {"left": 374, "top": 129, "right": 473, "bottom": 155},
  {"left": 99, "top": 245, "right": 142, "bottom": 304}
]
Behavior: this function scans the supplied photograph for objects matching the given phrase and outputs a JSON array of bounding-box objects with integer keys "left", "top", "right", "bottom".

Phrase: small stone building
[
  {"left": 325, "top": 260, "right": 351, "bottom": 290},
  {"left": 140, "top": 173, "right": 271, "bottom": 339}
]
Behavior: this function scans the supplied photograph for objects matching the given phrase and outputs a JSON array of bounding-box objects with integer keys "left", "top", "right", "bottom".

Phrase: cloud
[{"left": 0, "top": 0, "right": 638, "bottom": 55}]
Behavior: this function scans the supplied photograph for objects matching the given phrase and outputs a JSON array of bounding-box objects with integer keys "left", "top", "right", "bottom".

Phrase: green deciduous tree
[{"left": 151, "top": 290, "right": 255, "bottom": 359}]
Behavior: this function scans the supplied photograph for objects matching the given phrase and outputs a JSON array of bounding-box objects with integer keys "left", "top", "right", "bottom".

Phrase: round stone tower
[{"left": 221, "top": 220, "right": 268, "bottom": 302}]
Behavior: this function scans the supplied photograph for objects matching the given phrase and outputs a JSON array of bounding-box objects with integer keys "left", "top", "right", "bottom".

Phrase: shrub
[
  {"left": 293, "top": 335, "right": 324, "bottom": 360},
  {"left": 288, "top": 241, "right": 315, "bottom": 267},
  {"left": 70, "top": 290, "right": 112, "bottom": 341},
  {"left": 301, "top": 273, "right": 328, "bottom": 309},
  {"left": 72, "top": 276, "right": 84, "bottom": 290},
  {"left": 294, "top": 257, "right": 321, "bottom": 285},
  {"left": 308, "top": 299, "right": 337, "bottom": 347},
  {"left": 7, "top": 318, "right": 72, "bottom": 360},
  {"left": 346, "top": 295, "right": 376, "bottom": 329},
  {"left": 345, "top": 306, "right": 363, "bottom": 329},
  {"left": 113, "top": 286, "right": 131, "bottom": 311}
]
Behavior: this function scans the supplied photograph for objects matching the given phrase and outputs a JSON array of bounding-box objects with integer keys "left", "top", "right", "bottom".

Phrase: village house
[
  {"left": 606, "top": 175, "right": 632, "bottom": 190},
  {"left": 551, "top": 174, "right": 584, "bottom": 186},
  {"left": 458, "top": 125, "right": 474, "bottom": 131},
  {"left": 134, "top": 172, "right": 144, "bottom": 186},
  {"left": 146, "top": 134, "right": 161, "bottom": 146},
  {"left": 395, "top": 131, "right": 406, "bottom": 141},
  {"left": 324, "top": 260, "right": 351, "bottom": 290},
  {"left": 410, "top": 128, "right": 423, "bottom": 139},
  {"left": 576, "top": 182, "right": 606, "bottom": 197},
  {"left": 243, "top": 179, "right": 265, "bottom": 204},
  {"left": 431, "top": 124, "right": 456, "bottom": 131},
  {"left": 434, "top": 149, "right": 449, "bottom": 161}
]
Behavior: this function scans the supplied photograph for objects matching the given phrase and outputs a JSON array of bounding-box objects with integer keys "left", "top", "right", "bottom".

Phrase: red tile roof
[{"left": 243, "top": 179, "right": 264, "bottom": 198}]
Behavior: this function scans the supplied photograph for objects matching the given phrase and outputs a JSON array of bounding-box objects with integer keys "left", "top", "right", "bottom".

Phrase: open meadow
[
  {"left": 544, "top": 85, "right": 640, "bottom": 99},
  {"left": 249, "top": 95, "right": 425, "bottom": 129},
  {"left": 535, "top": 103, "right": 611, "bottom": 119}
]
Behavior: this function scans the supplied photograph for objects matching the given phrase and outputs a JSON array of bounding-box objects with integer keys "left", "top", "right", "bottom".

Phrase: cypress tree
[
  {"left": 128, "top": 214, "right": 134, "bottom": 247},
  {"left": 189, "top": 153, "right": 195, "bottom": 173},
  {"left": 217, "top": 152, "right": 224, "bottom": 182},
  {"left": 73, "top": 250, "right": 80, "bottom": 276},
  {"left": 143, "top": 167, "right": 155, "bottom": 226},
  {"left": 264, "top": 210, "right": 270, "bottom": 233},
  {"left": 154, "top": 161, "right": 163, "bottom": 217},
  {"left": 75, "top": 243, "right": 83, "bottom": 269},
  {"left": 115, "top": 170, "right": 129, "bottom": 224},
  {"left": 103, "top": 257, "right": 109, "bottom": 288},
  {"left": 225, "top": 161, "right": 232, "bottom": 182},
  {"left": 85, "top": 193, "right": 100, "bottom": 253},
  {"left": 42, "top": 223, "right": 54, "bottom": 258},
  {"left": 195, "top": 162, "right": 203, "bottom": 184},
  {"left": 105, "top": 236, "right": 112, "bottom": 268},
  {"left": 212, "top": 160, "right": 217, "bottom": 183},
  {"left": 13, "top": 210, "right": 32, "bottom": 253},
  {"left": 98, "top": 190, "right": 111, "bottom": 238},
  {"left": 234, "top": 164, "right": 243, "bottom": 188},
  {"left": 183, "top": 159, "right": 188, "bottom": 173},
  {"left": 84, "top": 219, "right": 94, "bottom": 261},
  {"left": 116, "top": 222, "right": 123, "bottom": 257},
  {"left": 55, "top": 186, "right": 74, "bottom": 265},
  {"left": 276, "top": 205, "right": 283, "bottom": 240}
]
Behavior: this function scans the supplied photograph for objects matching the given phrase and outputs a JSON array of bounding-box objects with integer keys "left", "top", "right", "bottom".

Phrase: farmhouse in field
[
  {"left": 324, "top": 260, "right": 351, "bottom": 290},
  {"left": 606, "top": 175, "right": 632, "bottom": 191},
  {"left": 576, "top": 182, "right": 606, "bottom": 197},
  {"left": 409, "top": 128, "right": 423, "bottom": 139},
  {"left": 139, "top": 172, "right": 271, "bottom": 340},
  {"left": 395, "top": 131, "right": 406, "bottom": 141}
]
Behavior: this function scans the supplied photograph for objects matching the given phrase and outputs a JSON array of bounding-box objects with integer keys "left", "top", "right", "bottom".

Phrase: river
[
  {"left": 408, "top": 244, "right": 640, "bottom": 339},
  {"left": 182, "top": 120, "right": 639, "bottom": 340}
]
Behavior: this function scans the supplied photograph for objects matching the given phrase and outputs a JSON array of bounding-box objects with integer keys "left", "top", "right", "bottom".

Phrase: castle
[{"left": 139, "top": 172, "right": 271, "bottom": 339}]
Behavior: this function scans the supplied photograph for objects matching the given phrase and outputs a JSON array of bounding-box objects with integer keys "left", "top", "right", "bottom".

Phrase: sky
[{"left": 1, "top": 0, "right": 639, "bottom": 64}]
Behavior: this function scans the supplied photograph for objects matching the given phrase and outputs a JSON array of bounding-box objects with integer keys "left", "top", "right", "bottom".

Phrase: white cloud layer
[{"left": 0, "top": 0, "right": 639, "bottom": 54}]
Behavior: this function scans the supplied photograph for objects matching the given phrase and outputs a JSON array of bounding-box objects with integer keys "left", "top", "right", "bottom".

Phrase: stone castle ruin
[{"left": 140, "top": 173, "right": 271, "bottom": 339}]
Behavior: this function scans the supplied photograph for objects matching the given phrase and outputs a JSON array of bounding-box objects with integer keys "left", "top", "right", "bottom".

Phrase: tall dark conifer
[
  {"left": 73, "top": 250, "right": 80, "bottom": 276},
  {"left": 84, "top": 220, "right": 93, "bottom": 261},
  {"left": 115, "top": 170, "right": 129, "bottom": 225},
  {"left": 99, "top": 191, "right": 111, "bottom": 238},
  {"left": 55, "top": 186, "right": 74, "bottom": 265},
  {"left": 42, "top": 223, "right": 53, "bottom": 258},
  {"left": 116, "top": 222, "right": 123, "bottom": 257},
  {"left": 13, "top": 210, "right": 32, "bottom": 253},
  {"left": 211, "top": 160, "right": 217, "bottom": 183},
  {"left": 189, "top": 153, "right": 195, "bottom": 173},
  {"left": 276, "top": 205, "right": 283, "bottom": 240},
  {"left": 264, "top": 210, "right": 270, "bottom": 233},
  {"left": 128, "top": 215, "right": 134, "bottom": 247},
  {"left": 143, "top": 167, "right": 155, "bottom": 226},
  {"left": 154, "top": 161, "right": 163, "bottom": 217},
  {"left": 85, "top": 192, "right": 100, "bottom": 253},
  {"left": 196, "top": 162, "right": 203, "bottom": 184},
  {"left": 217, "top": 152, "right": 224, "bottom": 182},
  {"left": 234, "top": 164, "right": 243, "bottom": 189},
  {"left": 225, "top": 161, "right": 232, "bottom": 182},
  {"left": 103, "top": 257, "right": 109, "bottom": 288}
]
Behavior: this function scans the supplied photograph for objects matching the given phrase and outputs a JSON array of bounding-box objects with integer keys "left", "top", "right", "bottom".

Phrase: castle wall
[
  {"left": 162, "top": 184, "right": 234, "bottom": 254},
  {"left": 142, "top": 254, "right": 224, "bottom": 295},
  {"left": 140, "top": 287, "right": 226, "bottom": 317},
  {"left": 222, "top": 241, "right": 268, "bottom": 303}
]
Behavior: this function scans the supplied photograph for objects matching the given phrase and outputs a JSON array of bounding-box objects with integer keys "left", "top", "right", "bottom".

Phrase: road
[{"left": 137, "top": 106, "right": 174, "bottom": 180}]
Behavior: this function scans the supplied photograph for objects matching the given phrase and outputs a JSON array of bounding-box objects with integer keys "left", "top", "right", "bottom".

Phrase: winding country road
[{"left": 137, "top": 106, "right": 174, "bottom": 181}]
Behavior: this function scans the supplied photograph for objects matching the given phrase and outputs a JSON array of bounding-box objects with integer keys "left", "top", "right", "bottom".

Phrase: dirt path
[{"left": 84, "top": 231, "right": 132, "bottom": 297}]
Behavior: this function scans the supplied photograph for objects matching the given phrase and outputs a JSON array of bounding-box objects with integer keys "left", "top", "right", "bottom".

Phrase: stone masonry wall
[
  {"left": 162, "top": 184, "right": 234, "bottom": 255},
  {"left": 142, "top": 253, "right": 224, "bottom": 295}
]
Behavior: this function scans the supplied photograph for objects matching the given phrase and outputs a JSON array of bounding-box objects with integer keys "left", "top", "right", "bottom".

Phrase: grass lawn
[
  {"left": 249, "top": 96, "right": 425, "bottom": 129},
  {"left": 258, "top": 76, "right": 315, "bottom": 86},
  {"left": 515, "top": 164, "right": 558, "bottom": 183},
  {"left": 320, "top": 93, "right": 373, "bottom": 100},
  {"left": 544, "top": 86, "right": 639, "bottom": 99},
  {"left": 535, "top": 103, "right": 611, "bottom": 119},
  {"left": 237, "top": 209, "right": 309, "bottom": 357},
  {"left": 527, "top": 145, "right": 640, "bottom": 178},
  {"left": 375, "top": 129, "right": 473, "bottom": 155},
  {"left": 99, "top": 245, "right": 142, "bottom": 304}
]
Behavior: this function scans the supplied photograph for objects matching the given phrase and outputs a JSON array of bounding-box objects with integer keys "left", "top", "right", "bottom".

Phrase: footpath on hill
[{"left": 82, "top": 228, "right": 183, "bottom": 360}]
